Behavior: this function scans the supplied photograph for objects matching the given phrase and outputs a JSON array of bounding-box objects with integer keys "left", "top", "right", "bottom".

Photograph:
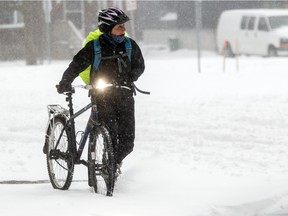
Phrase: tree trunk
[
  {"left": 20, "top": 1, "right": 45, "bottom": 65},
  {"left": 1, "top": 1, "right": 45, "bottom": 63}
]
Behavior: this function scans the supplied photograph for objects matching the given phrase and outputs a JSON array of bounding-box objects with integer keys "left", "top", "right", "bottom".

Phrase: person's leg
[
  {"left": 115, "top": 95, "right": 135, "bottom": 164},
  {"left": 95, "top": 94, "right": 118, "bottom": 155}
]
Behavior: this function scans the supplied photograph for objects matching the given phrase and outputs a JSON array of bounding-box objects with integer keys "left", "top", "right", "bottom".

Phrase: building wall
[
  {"left": 51, "top": 20, "right": 84, "bottom": 59},
  {"left": 143, "top": 29, "right": 217, "bottom": 51}
]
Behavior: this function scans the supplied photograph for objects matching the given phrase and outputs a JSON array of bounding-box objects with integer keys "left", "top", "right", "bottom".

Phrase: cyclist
[{"left": 56, "top": 7, "right": 145, "bottom": 176}]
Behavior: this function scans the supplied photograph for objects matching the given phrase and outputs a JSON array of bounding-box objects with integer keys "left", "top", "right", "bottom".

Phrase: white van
[{"left": 217, "top": 9, "right": 288, "bottom": 57}]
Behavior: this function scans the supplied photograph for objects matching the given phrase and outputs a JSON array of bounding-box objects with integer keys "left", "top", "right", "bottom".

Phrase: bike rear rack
[{"left": 47, "top": 104, "right": 69, "bottom": 118}]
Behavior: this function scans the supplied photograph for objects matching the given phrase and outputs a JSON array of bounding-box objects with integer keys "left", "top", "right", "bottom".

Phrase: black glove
[{"left": 56, "top": 79, "right": 72, "bottom": 94}]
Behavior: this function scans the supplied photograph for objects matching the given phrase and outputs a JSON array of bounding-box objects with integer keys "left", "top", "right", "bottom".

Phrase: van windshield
[{"left": 269, "top": 16, "right": 288, "bottom": 29}]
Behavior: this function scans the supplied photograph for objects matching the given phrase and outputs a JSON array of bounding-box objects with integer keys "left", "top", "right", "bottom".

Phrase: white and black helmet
[{"left": 98, "top": 7, "right": 130, "bottom": 26}]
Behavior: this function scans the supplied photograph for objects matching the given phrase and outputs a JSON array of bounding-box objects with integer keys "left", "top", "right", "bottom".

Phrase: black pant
[{"left": 93, "top": 89, "right": 135, "bottom": 164}]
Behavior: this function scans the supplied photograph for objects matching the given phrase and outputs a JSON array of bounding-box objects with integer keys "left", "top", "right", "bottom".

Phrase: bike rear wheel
[
  {"left": 46, "top": 117, "right": 74, "bottom": 190},
  {"left": 88, "top": 125, "right": 115, "bottom": 196}
]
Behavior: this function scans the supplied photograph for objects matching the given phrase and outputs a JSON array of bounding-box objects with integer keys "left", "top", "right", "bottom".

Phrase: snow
[{"left": 1, "top": 48, "right": 288, "bottom": 215}]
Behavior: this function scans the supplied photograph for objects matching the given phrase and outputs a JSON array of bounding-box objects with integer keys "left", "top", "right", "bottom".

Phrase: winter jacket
[
  {"left": 60, "top": 34, "right": 145, "bottom": 89},
  {"left": 79, "top": 28, "right": 128, "bottom": 84}
]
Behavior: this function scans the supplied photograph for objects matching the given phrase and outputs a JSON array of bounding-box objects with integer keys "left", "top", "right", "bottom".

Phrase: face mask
[{"left": 110, "top": 34, "right": 125, "bottom": 44}]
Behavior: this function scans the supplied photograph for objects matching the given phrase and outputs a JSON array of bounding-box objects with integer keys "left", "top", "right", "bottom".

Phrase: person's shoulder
[
  {"left": 125, "top": 36, "right": 138, "bottom": 46},
  {"left": 82, "top": 40, "right": 97, "bottom": 53},
  {"left": 125, "top": 37, "right": 142, "bottom": 50},
  {"left": 125, "top": 36, "right": 134, "bottom": 42},
  {"left": 85, "top": 40, "right": 95, "bottom": 47}
]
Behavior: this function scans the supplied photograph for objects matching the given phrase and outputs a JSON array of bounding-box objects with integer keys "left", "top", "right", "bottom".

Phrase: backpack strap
[
  {"left": 92, "top": 37, "right": 132, "bottom": 71},
  {"left": 92, "top": 39, "right": 102, "bottom": 70},
  {"left": 124, "top": 36, "right": 132, "bottom": 61}
]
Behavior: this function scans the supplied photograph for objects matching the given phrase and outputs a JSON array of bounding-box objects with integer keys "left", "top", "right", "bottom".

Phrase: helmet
[{"left": 98, "top": 7, "right": 130, "bottom": 26}]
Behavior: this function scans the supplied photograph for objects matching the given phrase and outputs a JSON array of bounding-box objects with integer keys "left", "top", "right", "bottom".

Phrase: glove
[{"left": 56, "top": 79, "right": 72, "bottom": 94}]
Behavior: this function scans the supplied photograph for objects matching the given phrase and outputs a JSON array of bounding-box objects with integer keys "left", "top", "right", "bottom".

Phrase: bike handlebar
[
  {"left": 72, "top": 84, "right": 114, "bottom": 90},
  {"left": 58, "top": 83, "right": 150, "bottom": 95},
  {"left": 72, "top": 85, "right": 93, "bottom": 90}
]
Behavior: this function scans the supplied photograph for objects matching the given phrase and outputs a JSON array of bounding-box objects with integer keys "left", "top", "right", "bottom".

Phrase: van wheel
[
  {"left": 224, "top": 43, "right": 234, "bottom": 57},
  {"left": 267, "top": 45, "right": 277, "bottom": 57}
]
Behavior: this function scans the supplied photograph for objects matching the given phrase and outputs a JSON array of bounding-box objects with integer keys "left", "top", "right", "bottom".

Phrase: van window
[
  {"left": 269, "top": 16, "right": 288, "bottom": 29},
  {"left": 248, "top": 16, "right": 256, "bottom": 30},
  {"left": 240, "top": 16, "right": 248, "bottom": 30},
  {"left": 258, "top": 17, "right": 269, "bottom": 31}
]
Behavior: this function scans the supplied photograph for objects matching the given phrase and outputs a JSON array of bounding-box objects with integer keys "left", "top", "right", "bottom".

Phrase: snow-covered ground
[{"left": 1, "top": 48, "right": 288, "bottom": 216}]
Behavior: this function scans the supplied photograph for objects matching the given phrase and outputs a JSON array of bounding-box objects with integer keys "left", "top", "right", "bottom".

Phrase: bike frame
[
  {"left": 47, "top": 91, "right": 98, "bottom": 167},
  {"left": 47, "top": 83, "right": 150, "bottom": 168}
]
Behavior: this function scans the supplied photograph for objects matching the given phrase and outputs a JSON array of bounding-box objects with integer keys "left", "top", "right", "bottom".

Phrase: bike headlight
[
  {"left": 93, "top": 79, "right": 113, "bottom": 91},
  {"left": 95, "top": 79, "right": 107, "bottom": 90}
]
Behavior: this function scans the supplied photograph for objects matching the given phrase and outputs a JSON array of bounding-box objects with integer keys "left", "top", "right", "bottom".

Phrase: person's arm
[
  {"left": 130, "top": 39, "right": 145, "bottom": 82},
  {"left": 60, "top": 41, "right": 95, "bottom": 84}
]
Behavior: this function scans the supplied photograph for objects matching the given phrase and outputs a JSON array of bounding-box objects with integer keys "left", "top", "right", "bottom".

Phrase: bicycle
[
  {"left": 44, "top": 83, "right": 119, "bottom": 196},
  {"left": 44, "top": 80, "right": 149, "bottom": 196}
]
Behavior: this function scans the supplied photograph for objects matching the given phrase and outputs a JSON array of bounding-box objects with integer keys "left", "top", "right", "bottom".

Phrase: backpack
[{"left": 79, "top": 29, "right": 131, "bottom": 84}]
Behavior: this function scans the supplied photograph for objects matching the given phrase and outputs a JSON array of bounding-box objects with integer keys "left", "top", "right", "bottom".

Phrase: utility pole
[
  {"left": 42, "top": 0, "right": 52, "bottom": 64},
  {"left": 195, "top": 0, "right": 202, "bottom": 73}
]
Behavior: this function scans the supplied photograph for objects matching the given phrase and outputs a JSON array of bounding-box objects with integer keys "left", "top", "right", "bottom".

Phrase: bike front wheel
[
  {"left": 45, "top": 117, "right": 74, "bottom": 190},
  {"left": 88, "top": 125, "right": 115, "bottom": 196}
]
